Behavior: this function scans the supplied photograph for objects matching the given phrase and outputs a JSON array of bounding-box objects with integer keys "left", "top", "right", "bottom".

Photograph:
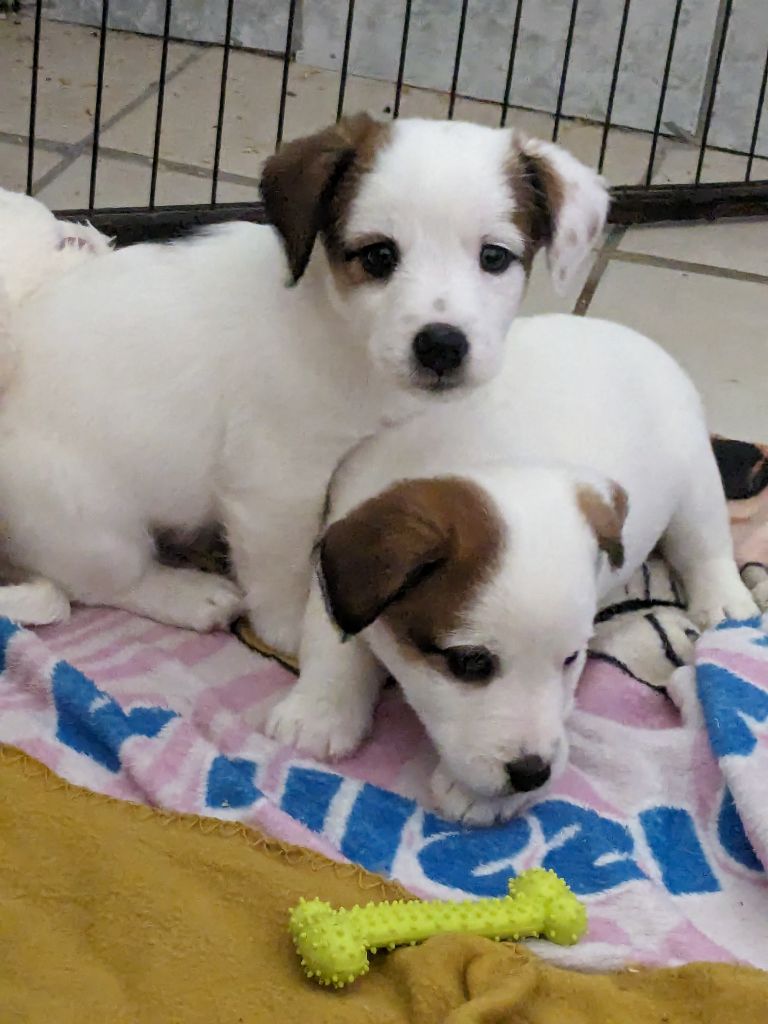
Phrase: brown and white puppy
[
  {"left": 267, "top": 314, "right": 756, "bottom": 823},
  {"left": 0, "top": 116, "right": 606, "bottom": 657}
]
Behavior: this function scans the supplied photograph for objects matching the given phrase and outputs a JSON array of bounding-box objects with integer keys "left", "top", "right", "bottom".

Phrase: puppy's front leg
[
  {"left": 225, "top": 499, "right": 320, "bottom": 657},
  {"left": 266, "top": 579, "right": 386, "bottom": 760}
]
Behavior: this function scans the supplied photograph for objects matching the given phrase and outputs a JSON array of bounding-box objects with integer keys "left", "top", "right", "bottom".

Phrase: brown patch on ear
[
  {"left": 260, "top": 113, "right": 390, "bottom": 283},
  {"left": 319, "top": 477, "right": 503, "bottom": 641},
  {"left": 506, "top": 139, "right": 566, "bottom": 273},
  {"left": 577, "top": 482, "right": 628, "bottom": 570}
]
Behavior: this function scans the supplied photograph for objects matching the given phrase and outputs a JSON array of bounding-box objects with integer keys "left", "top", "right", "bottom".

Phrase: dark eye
[
  {"left": 444, "top": 645, "right": 497, "bottom": 683},
  {"left": 563, "top": 651, "right": 579, "bottom": 667},
  {"left": 479, "top": 243, "right": 516, "bottom": 275},
  {"left": 358, "top": 240, "right": 399, "bottom": 280}
]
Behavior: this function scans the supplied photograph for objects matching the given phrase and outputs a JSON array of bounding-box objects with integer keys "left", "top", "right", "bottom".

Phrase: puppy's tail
[{"left": 0, "top": 577, "right": 71, "bottom": 627}]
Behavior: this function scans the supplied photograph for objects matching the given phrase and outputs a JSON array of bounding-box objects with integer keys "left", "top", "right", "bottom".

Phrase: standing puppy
[
  {"left": 268, "top": 315, "right": 757, "bottom": 823},
  {"left": 0, "top": 117, "right": 607, "bottom": 653}
]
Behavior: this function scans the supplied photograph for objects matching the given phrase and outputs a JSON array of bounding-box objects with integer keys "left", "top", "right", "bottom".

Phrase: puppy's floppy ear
[
  {"left": 510, "top": 133, "right": 610, "bottom": 294},
  {"left": 260, "top": 112, "right": 386, "bottom": 284},
  {"left": 318, "top": 480, "right": 455, "bottom": 637},
  {"left": 577, "top": 481, "right": 628, "bottom": 570}
]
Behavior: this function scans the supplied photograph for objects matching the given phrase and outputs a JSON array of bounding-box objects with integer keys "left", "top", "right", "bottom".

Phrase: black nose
[
  {"left": 412, "top": 323, "right": 469, "bottom": 376},
  {"left": 504, "top": 755, "right": 551, "bottom": 793}
]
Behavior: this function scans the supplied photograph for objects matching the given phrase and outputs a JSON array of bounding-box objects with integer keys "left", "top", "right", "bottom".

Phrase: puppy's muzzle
[
  {"left": 504, "top": 755, "right": 551, "bottom": 793},
  {"left": 412, "top": 323, "right": 468, "bottom": 382}
]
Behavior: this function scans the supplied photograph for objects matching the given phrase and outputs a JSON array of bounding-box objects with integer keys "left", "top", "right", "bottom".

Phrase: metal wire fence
[{"left": 16, "top": 0, "right": 768, "bottom": 243}]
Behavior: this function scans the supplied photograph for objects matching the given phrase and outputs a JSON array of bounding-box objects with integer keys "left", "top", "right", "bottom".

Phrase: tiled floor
[{"left": 1, "top": 12, "right": 767, "bottom": 443}]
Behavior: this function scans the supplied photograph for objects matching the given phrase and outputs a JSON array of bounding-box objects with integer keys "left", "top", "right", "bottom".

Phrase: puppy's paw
[
  {"left": 689, "top": 577, "right": 759, "bottom": 631},
  {"left": 265, "top": 688, "right": 371, "bottom": 761},
  {"left": 753, "top": 580, "right": 768, "bottom": 613},
  {"left": 247, "top": 602, "right": 303, "bottom": 660},
  {"left": 429, "top": 766, "right": 528, "bottom": 826},
  {"left": 741, "top": 565, "right": 768, "bottom": 613},
  {"left": 168, "top": 573, "right": 244, "bottom": 632},
  {"left": 0, "top": 578, "right": 71, "bottom": 626}
]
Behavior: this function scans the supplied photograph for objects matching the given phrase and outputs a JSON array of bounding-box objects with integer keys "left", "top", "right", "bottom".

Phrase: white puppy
[
  {"left": 0, "top": 189, "right": 112, "bottom": 626},
  {"left": 268, "top": 314, "right": 757, "bottom": 823},
  {"left": 0, "top": 117, "right": 607, "bottom": 651},
  {"left": 0, "top": 187, "right": 112, "bottom": 309}
]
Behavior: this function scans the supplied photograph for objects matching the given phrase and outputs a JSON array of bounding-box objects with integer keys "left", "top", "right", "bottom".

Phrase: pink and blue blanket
[{"left": 1, "top": 558, "right": 767, "bottom": 972}]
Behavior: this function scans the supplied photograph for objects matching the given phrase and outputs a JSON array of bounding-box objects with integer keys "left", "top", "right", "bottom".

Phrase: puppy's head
[
  {"left": 261, "top": 116, "right": 608, "bottom": 395},
  {"left": 319, "top": 469, "right": 627, "bottom": 811}
]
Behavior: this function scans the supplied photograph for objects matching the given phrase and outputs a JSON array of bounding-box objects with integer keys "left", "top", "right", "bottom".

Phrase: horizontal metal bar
[
  {"left": 54, "top": 179, "right": 768, "bottom": 246},
  {"left": 610, "top": 181, "right": 768, "bottom": 225},
  {"left": 53, "top": 203, "right": 268, "bottom": 246}
]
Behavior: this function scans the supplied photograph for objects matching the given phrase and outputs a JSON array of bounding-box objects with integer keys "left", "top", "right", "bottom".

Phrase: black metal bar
[
  {"left": 88, "top": 0, "right": 110, "bottom": 211},
  {"left": 26, "top": 0, "right": 43, "bottom": 195},
  {"left": 447, "top": 0, "right": 470, "bottom": 120},
  {"left": 644, "top": 0, "right": 683, "bottom": 187},
  {"left": 336, "top": 0, "right": 356, "bottom": 121},
  {"left": 393, "top": 0, "right": 413, "bottom": 118},
  {"left": 695, "top": 0, "right": 733, "bottom": 185},
  {"left": 276, "top": 0, "right": 299, "bottom": 148},
  {"left": 610, "top": 180, "right": 768, "bottom": 225},
  {"left": 51, "top": 177, "right": 768, "bottom": 247},
  {"left": 149, "top": 0, "right": 173, "bottom": 209},
  {"left": 745, "top": 47, "right": 768, "bottom": 182},
  {"left": 597, "top": 0, "right": 631, "bottom": 174},
  {"left": 52, "top": 202, "right": 268, "bottom": 247},
  {"left": 552, "top": 0, "right": 579, "bottom": 142},
  {"left": 211, "top": 0, "right": 235, "bottom": 205},
  {"left": 499, "top": 0, "right": 524, "bottom": 128}
]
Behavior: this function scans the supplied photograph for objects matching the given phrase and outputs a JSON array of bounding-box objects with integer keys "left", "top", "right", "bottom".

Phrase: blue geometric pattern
[
  {"left": 206, "top": 755, "right": 262, "bottom": 808},
  {"left": 52, "top": 660, "right": 177, "bottom": 772},
  {"left": 1, "top": 611, "right": 767, "bottom": 917},
  {"left": 697, "top": 662, "right": 768, "bottom": 759}
]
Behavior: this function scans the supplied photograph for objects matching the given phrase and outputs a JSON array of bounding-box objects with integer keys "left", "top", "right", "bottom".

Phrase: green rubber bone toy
[{"left": 289, "top": 867, "right": 587, "bottom": 988}]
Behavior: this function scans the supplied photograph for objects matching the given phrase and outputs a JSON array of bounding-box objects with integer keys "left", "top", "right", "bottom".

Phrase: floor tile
[
  {"left": 551, "top": 121, "right": 653, "bottom": 187},
  {"left": 1, "top": 14, "right": 194, "bottom": 146},
  {"left": 37, "top": 153, "right": 259, "bottom": 211},
  {"left": 520, "top": 241, "right": 599, "bottom": 317},
  {"left": 620, "top": 220, "right": 768, "bottom": 277},
  {"left": 0, "top": 139, "right": 64, "bottom": 194},
  {"left": 651, "top": 138, "right": 768, "bottom": 186},
  {"left": 100, "top": 38, "right": 651, "bottom": 186},
  {"left": 587, "top": 260, "right": 768, "bottom": 442},
  {"left": 103, "top": 46, "right": 519, "bottom": 178},
  {"left": 102, "top": 47, "right": 282, "bottom": 178}
]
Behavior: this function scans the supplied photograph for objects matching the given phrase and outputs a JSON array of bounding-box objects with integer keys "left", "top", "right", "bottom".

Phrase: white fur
[
  {"left": 0, "top": 188, "right": 112, "bottom": 307},
  {"left": 0, "top": 121, "right": 606, "bottom": 648},
  {"left": 269, "top": 314, "right": 756, "bottom": 823}
]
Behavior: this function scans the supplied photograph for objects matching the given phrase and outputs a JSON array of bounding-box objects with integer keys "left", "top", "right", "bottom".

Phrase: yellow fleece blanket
[{"left": 0, "top": 746, "right": 766, "bottom": 1023}]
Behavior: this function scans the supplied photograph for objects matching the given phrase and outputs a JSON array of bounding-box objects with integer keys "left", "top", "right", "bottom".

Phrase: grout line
[
  {"left": 607, "top": 249, "right": 768, "bottom": 286},
  {"left": 94, "top": 145, "right": 262, "bottom": 187},
  {"left": 0, "top": 131, "right": 72, "bottom": 155},
  {"left": 31, "top": 48, "right": 206, "bottom": 195},
  {"left": 573, "top": 225, "right": 626, "bottom": 315},
  {"left": 1, "top": 131, "right": 262, "bottom": 190}
]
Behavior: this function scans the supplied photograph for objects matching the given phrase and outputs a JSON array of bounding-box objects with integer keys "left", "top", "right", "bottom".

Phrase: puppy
[
  {"left": 0, "top": 190, "right": 112, "bottom": 626},
  {"left": 0, "top": 187, "right": 113, "bottom": 309},
  {"left": 0, "top": 117, "right": 607, "bottom": 652},
  {"left": 268, "top": 314, "right": 757, "bottom": 823}
]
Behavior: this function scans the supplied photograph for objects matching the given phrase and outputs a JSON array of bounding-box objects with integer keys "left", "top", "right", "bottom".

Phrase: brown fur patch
[
  {"left": 319, "top": 477, "right": 503, "bottom": 646},
  {"left": 577, "top": 482, "right": 629, "bottom": 570},
  {"left": 260, "top": 113, "right": 391, "bottom": 283},
  {"left": 506, "top": 138, "right": 566, "bottom": 274}
]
